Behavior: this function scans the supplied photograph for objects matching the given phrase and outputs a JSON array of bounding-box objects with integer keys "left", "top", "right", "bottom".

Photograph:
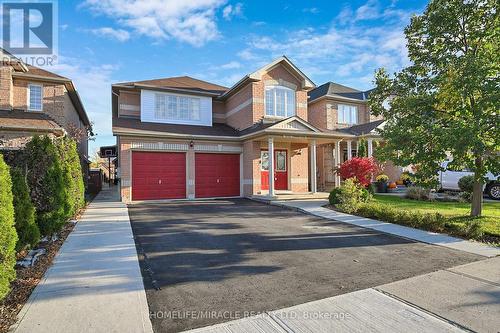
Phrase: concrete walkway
[
  {"left": 186, "top": 257, "right": 500, "bottom": 333},
  {"left": 272, "top": 199, "right": 500, "bottom": 257},
  {"left": 12, "top": 186, "right": 153, "bottom": 333}
]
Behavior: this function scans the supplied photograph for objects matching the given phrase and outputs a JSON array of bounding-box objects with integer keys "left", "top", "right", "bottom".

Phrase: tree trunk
[{"left": 471, "top": 179, "right": 483, "bottom": 217}]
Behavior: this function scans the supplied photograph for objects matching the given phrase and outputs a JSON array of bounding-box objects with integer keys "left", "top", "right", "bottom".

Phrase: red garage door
[
  {"left": 132, "top": 151, "right": 186, "bottom": 201},
  {"left": 195, "top": 153, "right": 240, "bottom": 198}
]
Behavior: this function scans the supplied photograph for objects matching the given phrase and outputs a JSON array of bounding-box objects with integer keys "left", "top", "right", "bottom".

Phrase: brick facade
[
  {"left": 113, "top": 59, "right": 399, "bottom": 201},
  {"left": 0, "top": 64, "right": 89, "bottom": 169},
  {"left": 308, "top": 98, "right": 371, "bottom": 130}
]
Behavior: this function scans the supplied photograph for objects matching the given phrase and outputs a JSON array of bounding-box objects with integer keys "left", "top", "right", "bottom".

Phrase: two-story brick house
[
  {"left": 307, "top": 82, "right": 400, "bottom": 191},
  {"left": 112, "top": 56, "right": 397, "bottom": 202},
  {"left": 0, "top": 49, "right": 91, "bottom": 173}
]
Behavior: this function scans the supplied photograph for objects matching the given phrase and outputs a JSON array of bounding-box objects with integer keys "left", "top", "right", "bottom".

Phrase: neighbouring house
[
  {"left": 0, "top": 48, "right": 92, "bottom": 175},
  {"left": 308, "top": 82, "right": 401, "bottom": 191},
  {"left": 112, "top": 56, "right": 400, "bottom": 202}
]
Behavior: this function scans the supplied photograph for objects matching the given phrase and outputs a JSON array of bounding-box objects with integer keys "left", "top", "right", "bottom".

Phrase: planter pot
[{"left": 375, "top": 181, "right": 388, "bottom": 193}]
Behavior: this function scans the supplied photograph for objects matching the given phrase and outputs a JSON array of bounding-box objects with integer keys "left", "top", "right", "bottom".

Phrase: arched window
[{"left": 265, "top": 86, "right": 296, "bottom": 117}]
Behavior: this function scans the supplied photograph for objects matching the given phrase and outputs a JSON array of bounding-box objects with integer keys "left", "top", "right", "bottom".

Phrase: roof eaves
[
  {"left": 308, "top": 94, "right": 369, "bottom": 104},
  {"left": 132, "top": 84, "right": 223, "bottom": 97}
]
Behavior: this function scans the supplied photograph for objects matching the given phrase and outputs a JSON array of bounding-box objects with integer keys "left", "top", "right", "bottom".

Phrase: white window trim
[
  {"left": 264, "top": 85, "right": 296, "bottom": 118},
  {"left": 338, "top": 104, "right": 358, "bottom": 125},
  {"left": 27, "top": 83, "right": 43, "bottom": 112}
]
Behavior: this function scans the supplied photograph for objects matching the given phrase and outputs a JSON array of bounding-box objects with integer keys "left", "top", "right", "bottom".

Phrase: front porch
[{"left": 250, "top": 191, "right": 330, "bottom": 202}]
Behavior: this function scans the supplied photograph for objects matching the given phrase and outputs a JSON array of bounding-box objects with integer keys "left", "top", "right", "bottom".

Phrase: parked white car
[{"left": 439, "top": 161, "right": 500, "bottom": 200}]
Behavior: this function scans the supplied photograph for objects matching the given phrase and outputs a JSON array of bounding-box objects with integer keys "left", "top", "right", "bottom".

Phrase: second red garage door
[
  {"left": 132, "top": 151, "right": 186, "bottom": 201},
  {"left": 195, "top": 153, "right": 240, "bottom": 198}
]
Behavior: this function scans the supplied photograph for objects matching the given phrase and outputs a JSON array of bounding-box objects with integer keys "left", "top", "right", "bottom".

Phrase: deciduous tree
[{"left": 369, "top": 0, "right": 499, "bottom": 216}]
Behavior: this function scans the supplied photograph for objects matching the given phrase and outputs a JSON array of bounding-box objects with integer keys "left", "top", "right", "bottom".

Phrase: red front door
[
  {"left": 132, "top": 151, "right": 186, "bottom": 201},
  {"left": 261, "top": 150, "right": 288, "bottom": 191},
  {"left": 195, "top": 153, "right": 240, "bottom": 198}
]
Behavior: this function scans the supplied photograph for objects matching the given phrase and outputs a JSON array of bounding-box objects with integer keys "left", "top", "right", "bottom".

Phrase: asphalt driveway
[{"left": 128, "top": 199, "right": 482, "bottom": 333}]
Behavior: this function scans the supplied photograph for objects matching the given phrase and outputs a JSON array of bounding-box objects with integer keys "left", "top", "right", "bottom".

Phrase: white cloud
[
  {"left": 90, "top": 27, "right": 131, "bottom": 41},
  {"left": 302, "top": 7, "right": 319, "bottom": 14},
  {"left": 44, "top": 56, "right": 118, "bottom": 150},
  {"left": 237, "top": 48, "right": 258, "bottom": 61},
  {"left": 355, "top": 0, "right": 380, "bottom": 21},
  {"left": 81, "top": 0, "right": 228, "bottom": 46},
  {"left": 222, "top": 3, "right": 243, "bottom": 20},
  {"left": 217, "top": 61, "right": 241, "bottom": 70},
  {"left": 234, "top": 2, "right": 420, "bottom": 89}
]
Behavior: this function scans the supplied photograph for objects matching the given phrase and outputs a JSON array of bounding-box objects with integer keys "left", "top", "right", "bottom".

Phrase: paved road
[{"left": 128, "top": 199, "right": 483, "bottom": 333}]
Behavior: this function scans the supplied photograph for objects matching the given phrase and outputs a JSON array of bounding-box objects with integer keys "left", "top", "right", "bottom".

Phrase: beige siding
[{"left": 118, "top": 91, "right": 140, "bottom": 117}]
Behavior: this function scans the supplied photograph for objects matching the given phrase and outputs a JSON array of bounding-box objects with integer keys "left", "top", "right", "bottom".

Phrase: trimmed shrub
[
  {"left": 458, "top": 175, "right": 474, "bottom": 194},
  {"left": 328, "top": 187, "right": 342, "bottom": 205},
  {"left": 24, "top": 136, "right": 68, "bottom": 236},
  {"left": 335, "top": 178, "right": 372, "bottom": 214},
  {"left": 338, "top": 157, "right": 378, "bottom": 187},
  {"left": 406, "top": 186, "right": 432, "bottom": 201},
  {"left": 54, "top": 138, "right": 85, "bottom": 217},
  {"left": 355, "top": 202, "right": 445, "bottom": 233},
  {"left": 11, "top": 168, "right": 40, "bottom": 251},
  {"left": 0, "top": 154, "right": 17, "bottom": 300}
]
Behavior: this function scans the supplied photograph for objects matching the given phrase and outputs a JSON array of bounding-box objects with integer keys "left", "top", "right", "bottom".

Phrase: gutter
[
  {"left": 112, "top": 127, "right": 355, "bottom": 142},
  {"left": 308, "top": 94, "right": 369, "bottom": 105},
  {"left": 112, "top": 84, "right": 223, "bottom": 98},
  {"left": 0, "top": 124, "right": 66, "bottom": 136}
]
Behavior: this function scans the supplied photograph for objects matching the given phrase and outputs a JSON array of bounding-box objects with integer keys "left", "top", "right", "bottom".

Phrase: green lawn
[{"left": 373, "top": 194, "right": 500, "bottom": 239}]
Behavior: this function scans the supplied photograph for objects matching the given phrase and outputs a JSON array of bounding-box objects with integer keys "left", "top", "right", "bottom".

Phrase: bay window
[
  {"left": 338, "top": 104, "right": 358, "bottom": 124},
  {"left": 265, "top": 86, "right": 295, "bottom": 117}
]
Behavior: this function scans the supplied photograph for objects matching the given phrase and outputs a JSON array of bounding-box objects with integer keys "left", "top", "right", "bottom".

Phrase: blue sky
[{"left": 46, "top": 0, "right": 428, "bottom": 155}]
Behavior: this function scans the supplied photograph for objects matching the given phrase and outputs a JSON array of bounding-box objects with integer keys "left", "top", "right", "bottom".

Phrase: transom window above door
[
  {"left": 338, "top": 104, "right": 358, "bottom": 125},
  {"left": 265, "top": 86, "right": 296, "bottom": 117}
]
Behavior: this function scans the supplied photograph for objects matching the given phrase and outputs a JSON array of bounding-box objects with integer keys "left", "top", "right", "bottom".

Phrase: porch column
[
  {"left": 310, "top": 140, "right": 317, "bottom": 193},
  {"left": 268, "top": 137, "right": 275, "bottom": 197},
  {"left": 335, "top": 141, "right": 342, "bottom": 188},
  {"left": 347, "top": 140, "right": 352, "bottom": 160},
  {"left": 367, "top": 138, "right": 373, "bottom": 157}
]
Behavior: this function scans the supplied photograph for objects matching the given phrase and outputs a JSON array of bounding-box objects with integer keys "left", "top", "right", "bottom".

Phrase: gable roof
[
  {"left": 114, "top": 76, "right": 228, "bottom": 95},
  {"left": 0, "top": 47, "right": 28, "bottom": 71},
  {"left": 309, "top": 82, "right": 371, "bottom": 102},
  {"left": 220, "top": 56, "right": 316, "bottom": 99}
]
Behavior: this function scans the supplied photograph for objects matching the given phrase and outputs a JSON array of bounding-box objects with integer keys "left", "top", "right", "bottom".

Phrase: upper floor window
[
  {"left": 154, "top": 93, "right": 200, "bottom": 121},
  {"left": 28, "top": 84, "right": 43, "bottom": 111},
  {"left": 265, "top": 86, "right": 295, "bottom": 117},
  {"left": 140, "top": 89, "right": 212, "bottom": 127},
  {"left": 338, "top": 104, "right": 358, "bottom": 124}
]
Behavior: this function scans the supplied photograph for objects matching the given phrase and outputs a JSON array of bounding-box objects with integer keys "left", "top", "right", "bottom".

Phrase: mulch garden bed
[{"left": 0, "top": 201, "right": 92, "bottom": 333}]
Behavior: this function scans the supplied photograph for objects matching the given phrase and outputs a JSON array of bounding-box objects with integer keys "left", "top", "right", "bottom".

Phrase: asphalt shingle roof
[{"left": 309, "top": 82, "right": 371, "bottom": 102}]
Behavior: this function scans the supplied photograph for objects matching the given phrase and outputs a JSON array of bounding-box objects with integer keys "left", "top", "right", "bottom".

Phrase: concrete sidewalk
[
  {"left": 272, "top": 199, "right": 500, "bottom": 257},
  {"left": 12, "top": 186, "right": 153, "bottom": 333},
  {"left": 186, "top": 257, "right": 500, "bottom": 333}
]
